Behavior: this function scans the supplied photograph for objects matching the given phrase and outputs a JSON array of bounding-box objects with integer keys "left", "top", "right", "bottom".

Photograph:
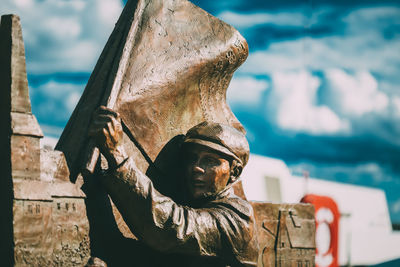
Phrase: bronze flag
[{"left": 56, "top": 0, "right": 249, "bottom": 182}]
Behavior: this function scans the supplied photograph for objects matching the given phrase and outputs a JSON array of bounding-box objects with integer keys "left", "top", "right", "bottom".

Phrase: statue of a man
[{"left": 88, "top": 106, "right": 259, "bottom": 267}]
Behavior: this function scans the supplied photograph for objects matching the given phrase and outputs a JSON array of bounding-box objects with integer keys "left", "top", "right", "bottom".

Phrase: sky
[{"left": 1, "top": 0, "right": 400, "bottom": 223}]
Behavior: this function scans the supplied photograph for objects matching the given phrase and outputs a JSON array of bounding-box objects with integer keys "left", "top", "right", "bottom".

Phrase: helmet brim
[{"left": 183, "top": 138, "right": 242, "bottom": 165}]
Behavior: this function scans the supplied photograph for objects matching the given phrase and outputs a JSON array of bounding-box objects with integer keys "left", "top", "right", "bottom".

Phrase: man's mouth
[{"left": 191, "top": 179, "right": 206, "bottom": 186}]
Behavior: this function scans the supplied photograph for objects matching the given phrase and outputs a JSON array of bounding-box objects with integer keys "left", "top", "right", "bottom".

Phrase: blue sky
[{"left": 2, "top": 0, "right": 400, "bottom": 223}]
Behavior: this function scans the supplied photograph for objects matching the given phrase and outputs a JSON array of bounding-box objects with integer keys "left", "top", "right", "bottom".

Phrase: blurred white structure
[{"left": 241, "top": 154, "right": 400, "bottom": 266}]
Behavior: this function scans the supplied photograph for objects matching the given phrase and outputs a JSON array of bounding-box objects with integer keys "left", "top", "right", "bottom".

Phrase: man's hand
[{"left": 88, "top": 106, "right": 125, "bottom": 168}]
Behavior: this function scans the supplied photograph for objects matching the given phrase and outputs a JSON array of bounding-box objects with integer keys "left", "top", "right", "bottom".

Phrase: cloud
[
  {"left": 324, "top": 69, "right": 389, "bottom": 117},
  {"left": 190, "top": 0, "right": 247, "bottom": 14},
  {"left": 218, "top": 11, "right": 307, "bottom": 29},
  {"left": 190, "top": 0, "right": 355, "bottom": 14},
  {"left": 289, "top": 161, "right": 394, "bottom": 184},
  {"left": 236, "top": 6, "right": 400, "bottom": 84},
  {"left": 14, "top": 0, "right": 34, "bottom": 9},
  {"left": 226, "top": 4, "right": 400, "bottom": 153},
  {"left": 241, "top": 33, "right": 400, "bottom": 78},
  {"left": 40, "top": 124, "right": 64, "bottom": 138},
  {"left": 97, "top": 0, "right": 123, "bottom": 25},
  {"left": 241, "top": 42, "right": 306, "bottom": 73},
  {"left": 392, "top": 97, "right": 400, "bottom": 118},
  {"left": 268, "top": 70, "right": 350, "bottom": 135},
  {"left": 30, "top": 80, "right": 85, "bottom": 132},
  {"left": 343, "top": 6, "right": 400, "bottom": 34},
  {"left": 42, "top": 17, "right": 82, "bottom": 41},
  {"left": 216, "top": 8, "right": 341, "bottom": 50},
  {"left": 392, "top": 199, "right": 400, "bottom": 214},
  {"left": 66, "top": 91, "right": 81, "bottom": 113},
  {"left": 227, "top": 76, "right": 268, "bottom": 106},
  {"left": 1, "top": 0, "right": 123, "bottom": 74}
]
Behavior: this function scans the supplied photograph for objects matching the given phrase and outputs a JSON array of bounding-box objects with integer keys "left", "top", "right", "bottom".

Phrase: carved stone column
[
  {"left": 0, "top": 14, "right": 90, "bottom": 266},
  {"left": 0, "top": 14, "right": 43, "bottom": 265}
]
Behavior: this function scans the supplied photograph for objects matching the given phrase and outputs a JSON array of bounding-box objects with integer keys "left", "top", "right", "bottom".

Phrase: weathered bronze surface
[
  {"left": 0, "top": 14, "right": 90, "bottom": 266},
  {"left": 251, "top": 203, "right": 316, "bottom": 266}
]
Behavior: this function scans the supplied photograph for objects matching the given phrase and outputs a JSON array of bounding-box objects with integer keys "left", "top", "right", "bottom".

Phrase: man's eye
[
  {"left": 186, "top": 153, "right": 197, "bottom": 163},
  {"left": 203, "top": 157, "right": 219, "bottom": 166}
]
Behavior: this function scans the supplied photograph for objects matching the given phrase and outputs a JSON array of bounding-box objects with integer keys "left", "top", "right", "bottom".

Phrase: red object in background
[{"left": 301, "top": 194, "right": 340, "bottom": 267}]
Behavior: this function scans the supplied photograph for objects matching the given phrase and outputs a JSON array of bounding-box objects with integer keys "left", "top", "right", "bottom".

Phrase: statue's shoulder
[
  {"left": 208, "top": 193, "right": 254, "bottom": 220},
  {"left": 207, "top": 193, "right": 259, "bottom": 266}
]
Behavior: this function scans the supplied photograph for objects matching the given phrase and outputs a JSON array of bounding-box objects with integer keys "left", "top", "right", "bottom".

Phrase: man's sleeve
[{"left": 101, "top": 158, "right": 259, "bottom": 266}]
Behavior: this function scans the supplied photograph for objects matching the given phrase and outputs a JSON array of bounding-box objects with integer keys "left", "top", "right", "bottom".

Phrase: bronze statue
[
  {"left": 87, "top": 106, "right": 259, "bottom": 266},
  {"left": 55, "top": 1, "right": 256, "bottom": 264},
  {"left": 50, "top": 0, "right": 316, "bottom": 265},
  {"left": 1, "top": 1, "right": 317, "bottom": 264}
]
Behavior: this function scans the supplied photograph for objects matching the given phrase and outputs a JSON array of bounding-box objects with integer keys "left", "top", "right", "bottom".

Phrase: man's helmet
[{"left": 183, "top": 121, "right": 250, "bottom": 168}]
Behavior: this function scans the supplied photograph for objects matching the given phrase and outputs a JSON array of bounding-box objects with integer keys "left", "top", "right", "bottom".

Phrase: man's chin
[{"left": 189, "top": 191, "right": 217, "bottom": 204}]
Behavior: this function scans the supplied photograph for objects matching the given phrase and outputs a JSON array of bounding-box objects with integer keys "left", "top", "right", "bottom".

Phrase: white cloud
[
  {"left": 0, "top": 0, "right": 123, "bottom": 73},
  {"left": 241, "top": 41, "right": 306, "bottom": 73},
  {"left": 289, "top": 161, "right": 393, "bottom": 184},
  {"left": 237, "top": 6, "right": 400, "bottom": 81},
  {"left": 392, "top": 97, "right": 400, "bottom": 118},
  {"left": 269, "top": 70, "right": 349, "bottom": 135},
  {"left": 218, "top": 11, "right": 306, "bottom": 28},
  {"left": 43, "top": 17, "right": 82, "bottom": 41},
  {"left": 31, "top": 80, "right": 84, "bottom": 123},
  {"left": 40, "top": 124, "right": 63, "bottom": 137},
  {"left": 227, "top": 76, "right": 268, "bottom": 105},
  {"left": 233, "top": 6, "right": 398, "bottom": 138},
  {"left": 325, "top": 69, "right": 389, "bottom": 117},
  {"left": 14, "top": 0, "right": 34, "bottom": 9},
  {"left": 66, "top": 91, "right": 82, "bottom": 113},
  {"left": 36, "top": 80, "right": 82, "bottom": 99},
  {"left": 60, "top": 40, "right": 100, "bottom": 70},
  {"left": 241, "top": 34, "right": 400, "bottom": 78},
  {"left": 343, "top": 6, "right": 400, "bottom": 33},
  {"left": 70, "top": 1, "right": 87, "bottom": 12},
  {"left": 392, "top": 199, "right": 400, "bottom": 214},
  {"left": 97, "top": 0, "right": 123, "bottom": 25}
]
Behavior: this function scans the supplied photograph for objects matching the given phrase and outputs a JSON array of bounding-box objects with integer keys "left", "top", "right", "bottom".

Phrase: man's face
[{"left": 183, "top": 144, "right": 231, "bottom": 200}]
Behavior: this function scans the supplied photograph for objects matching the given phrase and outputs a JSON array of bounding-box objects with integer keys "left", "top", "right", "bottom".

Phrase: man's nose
[{"left": 193, "top": 165, "right": 205, "bottom": 174}]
